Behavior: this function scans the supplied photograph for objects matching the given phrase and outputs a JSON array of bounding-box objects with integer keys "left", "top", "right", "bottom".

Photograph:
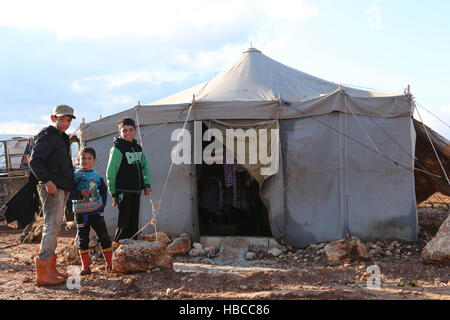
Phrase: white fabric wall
[{"left": 281, "top": 113, "right": 417, "bottom": 247}]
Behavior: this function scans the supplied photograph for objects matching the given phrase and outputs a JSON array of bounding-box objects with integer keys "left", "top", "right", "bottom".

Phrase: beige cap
[{"left": 53, "top": 104, "right": 76, "bottom": 119}]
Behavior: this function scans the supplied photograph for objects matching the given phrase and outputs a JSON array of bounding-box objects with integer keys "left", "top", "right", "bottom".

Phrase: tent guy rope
[{"left": 129, "top": 96, "right": 196, "bottom": 240}]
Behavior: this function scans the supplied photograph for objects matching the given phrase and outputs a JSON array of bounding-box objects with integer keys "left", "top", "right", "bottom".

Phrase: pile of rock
[
  {"left": 188, "top": 242, "right": 216, "bottom": 258},
  {"left": 141, "top": 232, "right": 192, "bottom": 256},
  {"left": 240, "top": 236, "right": 423, "bottom": 265},
  {"left": 324, "top": 236, "right": 373, "bottom": 264},
  {"left": 244, "top": 243, "right": 291, "bottom": 261}
]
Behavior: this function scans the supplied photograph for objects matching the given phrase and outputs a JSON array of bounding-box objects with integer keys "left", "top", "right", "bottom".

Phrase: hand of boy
[
  {"left": 81, "top": 189, "right": 90, "bottom": 197},
  {"left": 44, "top": 181, "right": 57, "bottom": 196},
  {"left": 144, "top": 187, "right": 152, "bottom": 196},
  {"left": 112, "top": 197, "right": 118, "bottom": 207}
]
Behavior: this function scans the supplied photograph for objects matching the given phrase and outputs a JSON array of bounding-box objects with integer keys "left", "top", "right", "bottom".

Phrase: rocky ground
[{"left": 0, "top": 207, "right": 448, "bottom": 300}]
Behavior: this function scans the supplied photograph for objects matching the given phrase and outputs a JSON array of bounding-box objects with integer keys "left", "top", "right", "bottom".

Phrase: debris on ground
[
  {"left": 324, "top": 236, "right": 373, "bottom": 264},
  {"left": 422, "top": 214, "right": 450, "bottom": 264},
  {"left": 20, "top": 218, "right": 44, "bottom": 244},
  {"left": 112, "top": 239, "right": 174, "bottom": 274}
]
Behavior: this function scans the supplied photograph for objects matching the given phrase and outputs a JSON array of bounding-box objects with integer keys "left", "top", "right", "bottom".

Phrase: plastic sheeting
[{"left": 281, "top": 113, "right": 417, "bottom": 247}]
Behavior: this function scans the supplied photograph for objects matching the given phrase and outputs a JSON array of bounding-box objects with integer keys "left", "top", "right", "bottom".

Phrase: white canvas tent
[{"left": 81, "top": 48, "right": 417, "bottom": 247}]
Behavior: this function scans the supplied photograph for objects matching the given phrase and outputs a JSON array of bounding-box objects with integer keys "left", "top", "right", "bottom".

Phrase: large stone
[
  {"left": 325, "top": 236, "right": 373, "bottom": 264},
  {"left": 167, "top": 233, "right": 191, "bottom": 255},
  {"left": 140, "top": 232, "right": 172, "bottom": 244},
  {"left": 189, "top": 248, "right": 206, "bottom": 257},
  {"left": 422, "top": 215, "right": 450, "bottom": 264},
  {"left": 268, "top": 247, "right": 282, "bottom": 257},
  {"left": 112, "top": 239, "right": 173, "bottom": 273}
]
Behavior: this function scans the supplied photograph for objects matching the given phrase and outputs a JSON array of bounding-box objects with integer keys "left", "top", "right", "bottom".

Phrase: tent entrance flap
[
  {"left": 197, "top": 120, "right": 285, "bottom": 238},
  {"left": 197, "top": 122, "right": 271, "bottom": 236}
]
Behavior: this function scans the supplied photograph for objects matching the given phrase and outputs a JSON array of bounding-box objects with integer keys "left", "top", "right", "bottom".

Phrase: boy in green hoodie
[{"left": 106, "top": 118, "right": 152, "bottom": 246}]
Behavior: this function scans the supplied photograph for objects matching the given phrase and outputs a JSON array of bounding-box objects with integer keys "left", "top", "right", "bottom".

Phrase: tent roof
[
  {"left": 81, "top": 48, "right": 413, "bottom": 142},
  {"left": 150, "top": 47, "right": 397, "bottom": 105}
]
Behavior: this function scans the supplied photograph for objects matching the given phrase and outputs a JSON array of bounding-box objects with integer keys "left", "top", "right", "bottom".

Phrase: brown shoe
[
  {"left": 35, "top": 256, "right": 66, "bottom": 286},
  {"left": 50, "top": 254, "right": 68, "bottom": 279}
]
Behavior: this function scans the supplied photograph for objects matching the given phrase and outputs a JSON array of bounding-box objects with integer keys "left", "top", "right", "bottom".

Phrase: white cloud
[
  {"left": 0, "top": 121, "right": 48, "bottom": 135},
  {"left": 0, "top": 0, "right": 319, "bottom": 39},
  {"left": 71, "top": 70, "right": 192, "bottom": 93}
]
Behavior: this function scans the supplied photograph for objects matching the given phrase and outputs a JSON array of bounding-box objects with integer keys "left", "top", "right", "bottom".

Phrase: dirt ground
[{"left": 0, "top": 207, "right": 449, "bottom": 300}]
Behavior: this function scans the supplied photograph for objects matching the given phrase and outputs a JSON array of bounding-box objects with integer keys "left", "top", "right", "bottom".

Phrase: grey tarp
[{"left": 281, "top": 113, "right": 416, "bottom": 247}]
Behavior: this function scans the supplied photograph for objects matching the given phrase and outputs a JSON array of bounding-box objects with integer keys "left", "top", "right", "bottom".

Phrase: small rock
[
  {"left": 391, "top": 241, "right": 400, "bottom": 247},
  {"left": 193, "top": 242, "right": 203, "bottom": 250},
  {"left": 245, "top": 252, "right": 256, "bottom": 261},
  {"left": 268, "top": 248, "right": 282, "bottom": 257},
  {"left": 167, "top": 233, "right": 191, "bottom": 255},
  {"left": 21, "top": 276, "right": 32, "bottom": 283},
  {"left": 189, "top": 248, "right": 206, "bottom": 257},
  {"left": 385, "top": 250, "right": 392, "bottom": 256}
]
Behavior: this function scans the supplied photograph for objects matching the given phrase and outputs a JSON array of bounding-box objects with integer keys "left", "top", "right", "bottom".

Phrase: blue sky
[{"left": 0, "top": 0, "right": 449, "bottom": 137}]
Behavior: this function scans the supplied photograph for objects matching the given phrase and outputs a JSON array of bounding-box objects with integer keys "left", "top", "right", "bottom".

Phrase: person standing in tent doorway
[
  {"left": 106, "top": 117, "right": 152, "bottom": 248},
  {"left": 29, "top": 104, "right": 76, "bottom": 286}
]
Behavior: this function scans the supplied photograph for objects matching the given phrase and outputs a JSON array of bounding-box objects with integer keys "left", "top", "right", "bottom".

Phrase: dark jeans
[
  {"left": 76, "top": 212, "right": 112, "bottom": 251},
  {"left": 114, "top": 193, "right": 140, "bottom": 242}
]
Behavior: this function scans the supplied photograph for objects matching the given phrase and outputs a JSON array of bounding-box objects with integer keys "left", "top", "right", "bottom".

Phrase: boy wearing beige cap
[{"left": 29, "top": 104, "right": 76, "bottom": 286}]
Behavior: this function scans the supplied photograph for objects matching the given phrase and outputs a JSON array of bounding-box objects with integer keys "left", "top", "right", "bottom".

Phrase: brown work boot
[
  {"left": 49, "top": 254, "right": 68, "bottom": 279},
  {"left": 35, "top": 256, "right": 66, "bottom": 286}
]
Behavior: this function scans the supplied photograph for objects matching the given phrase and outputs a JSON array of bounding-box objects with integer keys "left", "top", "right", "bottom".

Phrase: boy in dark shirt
[{"left": 29, "top": 104, "right": 75, "bottom": 286}]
